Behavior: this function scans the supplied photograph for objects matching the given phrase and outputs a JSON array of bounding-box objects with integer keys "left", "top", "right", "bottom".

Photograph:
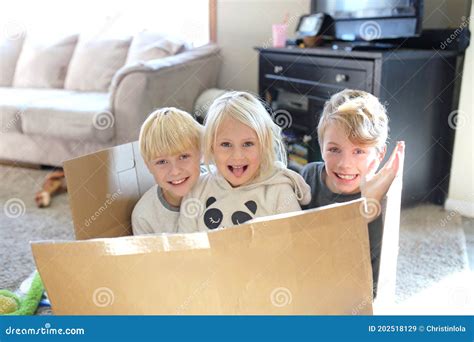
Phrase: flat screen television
[{"left": 311, "top": 0, "right": 423, "bottom": 41}]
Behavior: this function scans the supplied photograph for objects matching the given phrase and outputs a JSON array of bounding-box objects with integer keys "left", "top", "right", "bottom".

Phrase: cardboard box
[
  {"left": 31, "top": 141, "right": 402, "bottom": 315},
  {"left": 61, "top": 141, "right": 154, "bottom": 240}
]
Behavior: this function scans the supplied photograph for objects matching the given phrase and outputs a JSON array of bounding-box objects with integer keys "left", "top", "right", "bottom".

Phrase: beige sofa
[{"left": 0, "top": 31, "right": 220, "bottom": 167}]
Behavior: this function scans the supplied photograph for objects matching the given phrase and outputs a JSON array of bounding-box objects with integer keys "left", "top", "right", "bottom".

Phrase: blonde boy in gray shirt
[{"left": 132, "top": 107, "right": 203, "bottom": 235}]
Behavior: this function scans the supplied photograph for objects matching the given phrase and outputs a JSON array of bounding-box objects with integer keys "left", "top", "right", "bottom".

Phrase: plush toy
[{"left": 0, "top": 272, "right": 44, "bottom": 315}]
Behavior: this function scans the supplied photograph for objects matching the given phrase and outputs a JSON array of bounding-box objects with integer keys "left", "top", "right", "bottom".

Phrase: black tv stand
[{"left": 256, "top": 46, "right": 463, "bottom": 206}]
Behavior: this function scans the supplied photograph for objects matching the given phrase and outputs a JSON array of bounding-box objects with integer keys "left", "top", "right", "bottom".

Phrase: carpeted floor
[
  {"left": 0, "top": 164, "right": 473, "bottom": 314},
  {"left": 383, "top": 205, "right": 474, "bottom": 314},
  {"left": 0, "top": 165, "right": 74, "bottom": 291}
]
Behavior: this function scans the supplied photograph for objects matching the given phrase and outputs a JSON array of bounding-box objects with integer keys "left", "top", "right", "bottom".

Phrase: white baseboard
[{"left": 445, "top": 198, "right": 474, "bottom": 218}]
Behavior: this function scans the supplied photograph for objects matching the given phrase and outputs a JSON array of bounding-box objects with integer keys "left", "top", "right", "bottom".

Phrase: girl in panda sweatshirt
[{"left": 178, "top": 91, "right": 311, "bottom": 233}]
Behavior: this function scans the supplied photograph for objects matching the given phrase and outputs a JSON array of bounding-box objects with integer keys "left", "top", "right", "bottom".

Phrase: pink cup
[{"left": 272, "top": 24, "right": 288, "bottom": 48}]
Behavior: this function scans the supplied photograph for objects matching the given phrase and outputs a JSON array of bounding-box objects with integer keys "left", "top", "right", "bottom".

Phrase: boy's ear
[{"left": 378, "top": 145, "right": 387, "bottom": 162}]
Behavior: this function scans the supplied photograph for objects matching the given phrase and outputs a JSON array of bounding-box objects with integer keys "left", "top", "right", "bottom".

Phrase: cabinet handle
[
  {"left": 274, "top": 65, "right": 283, "bottom": 74},
  {"left": 335, "top": 73, "right": 348, "bottom": 83}
]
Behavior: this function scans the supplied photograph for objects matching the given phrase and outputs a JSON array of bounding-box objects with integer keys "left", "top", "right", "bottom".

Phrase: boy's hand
[{"left": 360, "top": 141, "right": 405, "bottom": 222}]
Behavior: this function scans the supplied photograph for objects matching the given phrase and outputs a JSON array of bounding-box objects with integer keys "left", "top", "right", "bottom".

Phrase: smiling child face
[
  {"left": 213, "top": 117, "right": 262, "bottom": 187},
  {"left": 146, "top": 148, "right": 201, "bottom": 206},
  {"left": 322, "top": 124, "right": 384, "bottom": 195}
]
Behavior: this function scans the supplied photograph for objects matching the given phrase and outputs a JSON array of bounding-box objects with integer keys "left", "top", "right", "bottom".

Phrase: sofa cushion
[
  {"left": 13, "top": 34, "right": 78, "bottom": 88},
  {"left": 0, "top": 37, "right": 25, "bottom": 86},
  {"left": 65, "top": 35, "right": 131, "bottom": 92},
  {"left": 0, "top": 87, "right": 62, "bottom": 134},
  {"left": 16, "top": 89, "right": 114, "bottom": 143},
  {"left": 126, "top": 31, "right": 185, "bottom": 65}
]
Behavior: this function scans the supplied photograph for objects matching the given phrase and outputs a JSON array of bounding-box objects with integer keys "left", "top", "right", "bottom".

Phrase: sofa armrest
[{"left": 109, "top": 44, "right": 221, "bottom": 145}]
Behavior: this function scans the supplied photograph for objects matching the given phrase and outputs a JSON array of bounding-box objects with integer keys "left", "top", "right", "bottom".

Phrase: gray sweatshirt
[{"left": 132, "top": 184, "right": 180, "bottom": 235}]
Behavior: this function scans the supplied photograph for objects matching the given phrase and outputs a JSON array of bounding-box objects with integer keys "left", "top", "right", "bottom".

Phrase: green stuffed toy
[{"left": 0, "top": 271, "right": 44, "bottom": 315}]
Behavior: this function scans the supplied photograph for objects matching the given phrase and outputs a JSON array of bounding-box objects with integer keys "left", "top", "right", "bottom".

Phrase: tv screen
[
  {"left": 313, "top": 0, "right": 418, "bottom": 20},
  {"left": 311, "top": 0, "right": 423, "bottom": 41}
]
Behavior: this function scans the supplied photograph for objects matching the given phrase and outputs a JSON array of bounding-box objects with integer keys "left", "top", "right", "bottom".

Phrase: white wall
[
  {"left": 423, "top": 0, "right": 470, "bottom": 29},
  {"left": 216, "top": 0, "right": 310, "bottom": 93},
  {"left": 445, "top": 5, "right": 474, "bottom": 217}
]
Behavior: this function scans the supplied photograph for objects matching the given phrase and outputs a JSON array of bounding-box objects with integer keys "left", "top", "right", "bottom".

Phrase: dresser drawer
[{"left": 260, "top": 53, "right": 374, "bottom": 93}]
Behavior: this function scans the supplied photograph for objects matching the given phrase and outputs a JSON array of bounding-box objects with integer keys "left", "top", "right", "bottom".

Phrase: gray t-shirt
[{"left": 301, "top": 162, "right": 383, "bottom": 297}]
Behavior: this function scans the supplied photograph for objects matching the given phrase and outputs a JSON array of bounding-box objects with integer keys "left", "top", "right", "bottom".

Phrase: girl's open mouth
[{"left": 228, "top": 165, "right": 248, "bottom": 177}]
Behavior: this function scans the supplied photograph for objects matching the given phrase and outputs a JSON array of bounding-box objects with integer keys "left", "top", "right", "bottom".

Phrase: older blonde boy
[
  {"left": 132, "top": 107, "right": 203, "bottom": 235},
  {"left": 301, "top": 89, "right": 404, "bottom": 296}
]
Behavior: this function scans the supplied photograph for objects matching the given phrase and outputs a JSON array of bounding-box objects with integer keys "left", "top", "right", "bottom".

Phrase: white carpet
[{"left": 377, "top": 205, "right": 474, "bottom": 314}]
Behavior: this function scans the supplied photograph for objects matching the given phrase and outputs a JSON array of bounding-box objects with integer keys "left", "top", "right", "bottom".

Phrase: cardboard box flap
[
  {"left": 32, "top": 199, "right": 373, "bottom": 315},
  {"left": 63, "top": 141, "right": 154, "bottom": 240},
  {"left": 375, "top": 154, "right": 404, "bottom": 304}
]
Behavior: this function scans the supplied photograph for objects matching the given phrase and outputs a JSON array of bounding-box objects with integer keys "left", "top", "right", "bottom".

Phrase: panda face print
[
  {"left": 232, "top": 200, "right": 257, "bottom": 225},
  {"left": 203, "top": 197, "right": 258, "bottom": 230},
  {"left": 203, "top": 197, "right": 223, "bottom": 230}
]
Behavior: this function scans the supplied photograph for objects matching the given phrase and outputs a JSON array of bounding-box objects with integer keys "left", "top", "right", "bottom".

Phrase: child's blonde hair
[
  {"left": 203, "top": 91, "right": 286, "bottom": 180},
  {"left": 318, "top": 89, "right": 389, "bottom": 152},
  {"left": 139, "top": 107, "right": 202, "bottom": 162}
]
